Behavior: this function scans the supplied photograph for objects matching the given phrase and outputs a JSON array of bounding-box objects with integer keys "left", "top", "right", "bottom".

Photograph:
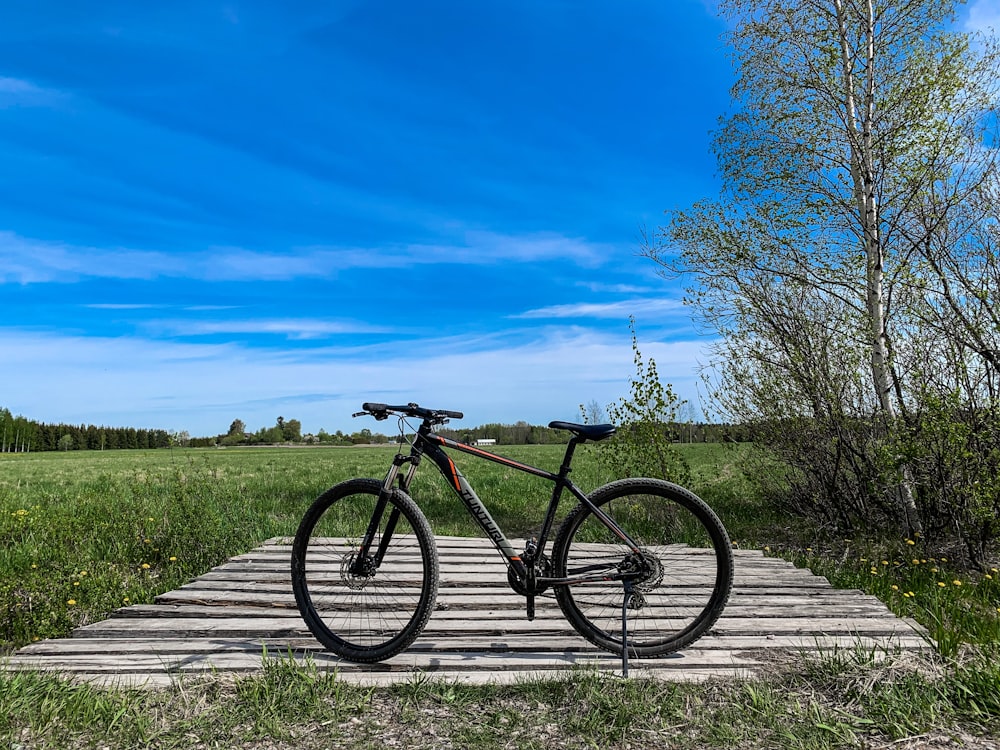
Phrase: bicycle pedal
[{"left": 526, "top": 595, "right": 535, "bottom": 621}]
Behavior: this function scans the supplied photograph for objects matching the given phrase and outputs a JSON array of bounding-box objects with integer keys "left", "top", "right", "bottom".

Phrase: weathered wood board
[{"left": 3, "top": 537, "right": 927, "bottom": 689}]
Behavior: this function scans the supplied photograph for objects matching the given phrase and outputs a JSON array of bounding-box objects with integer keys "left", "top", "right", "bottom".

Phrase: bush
[
  {"left": 887, "top": 392, "right": 1000, "bottom": 568},
  {"left": 590, "top": 320, "right": 690, "bottom": 484}
]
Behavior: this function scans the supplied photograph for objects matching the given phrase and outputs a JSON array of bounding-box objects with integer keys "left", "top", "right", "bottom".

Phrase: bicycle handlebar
[{"left": 357, "top": 402, "right": 464, "bottom": 422}]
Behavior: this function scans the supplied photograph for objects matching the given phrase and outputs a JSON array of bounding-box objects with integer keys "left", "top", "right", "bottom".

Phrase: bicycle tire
[
  {"left": 291, "top": 478, "right": 439, "bottom": 663},
  {"left": 552, "top": 478, "right": 733, "bottom": 657}
]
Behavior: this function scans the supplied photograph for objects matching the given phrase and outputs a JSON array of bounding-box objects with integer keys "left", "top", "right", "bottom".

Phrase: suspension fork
[{"left": 351, "top": 451, "right": 420, "bottom": 574}]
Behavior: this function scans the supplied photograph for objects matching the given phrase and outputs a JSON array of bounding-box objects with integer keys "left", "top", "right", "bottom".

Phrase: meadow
[{"left": 2, "top": 442, "right": 999, "bottom": 748}]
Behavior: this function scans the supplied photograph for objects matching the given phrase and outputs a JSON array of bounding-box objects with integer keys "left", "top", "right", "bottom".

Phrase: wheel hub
[
  {"left": 620, "top": 548, "right": 663, "bottom": 592},
  {"left": 340, "top": 551, "right": 376, "bottom": 590}
]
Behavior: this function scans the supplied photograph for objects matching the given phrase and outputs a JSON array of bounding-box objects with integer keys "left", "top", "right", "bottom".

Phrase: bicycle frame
[{"left": 362, "top": 418, "right": 645, "bottom": 588}]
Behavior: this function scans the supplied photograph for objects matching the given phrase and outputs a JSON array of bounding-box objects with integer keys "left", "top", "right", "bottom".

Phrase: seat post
[{"left": 558, "top": 436, "right": 583, "bottom": 478}]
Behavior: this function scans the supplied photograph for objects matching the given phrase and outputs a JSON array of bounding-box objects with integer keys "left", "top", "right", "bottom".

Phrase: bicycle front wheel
[
  {"left": 552, "top": 478, "right": 733, "bottom": 657},
  {"left": 291, "top": 478, "right": 439, "bottom": 663}
]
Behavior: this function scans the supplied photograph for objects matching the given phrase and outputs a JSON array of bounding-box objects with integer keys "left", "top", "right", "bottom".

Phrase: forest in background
[{"left": 0, "top": 407, "right": 744, "bottom": 452}]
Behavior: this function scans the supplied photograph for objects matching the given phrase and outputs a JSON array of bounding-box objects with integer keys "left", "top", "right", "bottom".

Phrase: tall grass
[
  {"left": 1, "top": 447, "right": 361, "bottom": 649},
  {"left": 2, "top": 442, "right": 999, "bottom": 747},
  {"left": 1, "top": 442, "right": 629, "bottom": 650}
]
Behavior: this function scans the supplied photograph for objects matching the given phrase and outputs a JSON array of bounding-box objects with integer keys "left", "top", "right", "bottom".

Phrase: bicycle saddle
[{"left": 548, "top": 421, "right": 617, "bottom": 441}]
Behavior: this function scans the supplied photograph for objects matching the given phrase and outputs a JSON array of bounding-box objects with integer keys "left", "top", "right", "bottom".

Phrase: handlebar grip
[
  {"left": 440, "top": 409, "right": 464, "bottom": 419},
  {"left": 362, "top": 402, "right": 388, "bottom": 413}
]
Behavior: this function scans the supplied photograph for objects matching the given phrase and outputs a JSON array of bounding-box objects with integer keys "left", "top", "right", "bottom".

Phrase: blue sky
[{"left": 1, "top": 1, "right": 995, "bottom": 437}]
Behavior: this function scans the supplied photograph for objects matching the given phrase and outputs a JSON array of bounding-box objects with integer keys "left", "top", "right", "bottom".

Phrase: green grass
[
  {"left": 770, "top": 539, "right": 1000, "bottom": 658},
  {"left": 0, "top": 442, "right": 640, "bottom": 650},
  {"left": 2, "top": 442, "right": 999, "bottom": 748},
  {"left": 2, "top": 651, "right": 999, "bottom": 749}
]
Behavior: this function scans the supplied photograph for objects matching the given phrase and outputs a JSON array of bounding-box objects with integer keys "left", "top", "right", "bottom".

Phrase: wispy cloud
[
  {"left": 0, "top": 230, "right": 613, "bottom": 284},
  {"left": 0, "top": 77, "right": 40, "bottom": 94},
  {"left": 148, "top": 317, "right": 390, "bottom": 339},
  {"left": 0, "top": 232, "right": 179, "bottom": 283},
  {"left": 576, "top": 281, "right": 658, "bottom": 294},
  {"left": 965, "top": 0, "right": 1000, "bottom": 33},
  {"left": 85, "top": 303, "right": 162, "bottom": 310},
  {"left": 0, "top": 77, "right": 65, "bottom": 108},
  {"left": 0, "top": 327, "right": 708, "bottom": 434},
  {"left": 514, "top": 298, "right": 685, "bottom": 320}
]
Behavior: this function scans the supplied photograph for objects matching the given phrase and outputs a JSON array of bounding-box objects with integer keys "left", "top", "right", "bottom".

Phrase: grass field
[{"left": 2, "top": 442, "right": 999, "bottom": 748}]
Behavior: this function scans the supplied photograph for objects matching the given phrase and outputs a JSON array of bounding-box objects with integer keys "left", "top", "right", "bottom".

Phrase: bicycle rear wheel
[
  {"left": 552, "top": 478, "right": 733, "bottom": 657},
  {"left": 291, "top": 478, "right": 439, "bottom": 663}
]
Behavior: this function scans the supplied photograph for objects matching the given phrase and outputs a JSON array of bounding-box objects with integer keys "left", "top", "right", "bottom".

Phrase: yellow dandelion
[
  {"left": 882, "top": 560, "right": 889, "bottom": 566},
  {"left": 985, "top": 574, "right": 993, "bottom": 581},
  {"left": 953, "top": 580, "right": 962, "bottom": 586},
  {"left": 907, "top": 591, "right": 915, "bottom": 597},
  {"left": 169, "top": 556, "right": 177, "bottom": 562},
  {"left": 912, "top": 559, "right": 921, "bottom": 565},
  {"left": 941, "top": 557, "right": 948, "bottom": 562},
  {"left": 806, "top": 547, "right": 813, "bottom": 552},
  {"left": 906, "top": 539, "right": 916, "bottom": 545},
  {"left": 144, "top": 538, "right": 151, "bottom": 544},
  {"left": 79, "top": 571, "right": 87, "bottom": 577},
  {"left": 67, "top": 599, "right": 76, "bottom": 605},
  {"left": 860, "top": 557, "right": 868, "bottom": 562},
  {"left": 938, "top": 582, "right": 946, "bottom": 587},
  {"left": 921, "top": 559, "right": 928, "bottom": 563},
  {"left": 870, "top": 568, "right": 879, "bottom": 575},
  {"left": 73, "top": 581, "right": 80, "bottom": 587},
  {"left": 31, "top": 564, "right": 37, "bottom": 569},
  {"left": 992, "top": 568, "right": 998, "bottom": 573},
  {"left": 891, "top": 585, "right": 899, "bottom": 591},
  {"left": 141, "top": 563, "right": 150, "bottom": 570},
  {"left": 931, "top": 567, "right": 939, "bottom": 573},
  {"left": 123, "top": 597, "right": 130, "bottom": 603}
]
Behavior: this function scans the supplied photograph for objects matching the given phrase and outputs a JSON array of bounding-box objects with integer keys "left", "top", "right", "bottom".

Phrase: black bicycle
[{"left": 291, "top": 402, "right": 734, "bottom": 673}]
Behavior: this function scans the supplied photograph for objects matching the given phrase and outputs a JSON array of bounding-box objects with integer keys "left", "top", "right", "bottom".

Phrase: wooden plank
[
  {"left": 11, "top": 634, "right": 929, "bottom": 657},
  {"left": 135, "top": 600, "right": 900, "bottom": 622},
  {"left": 2, "top": 535, "right": 929, "bottom": 687},
  {"left": 72, "top": 615, "right": 917, "bottom": 639},
  {"left": 5, "top": 648, "right": 772, "bottom": 672}
]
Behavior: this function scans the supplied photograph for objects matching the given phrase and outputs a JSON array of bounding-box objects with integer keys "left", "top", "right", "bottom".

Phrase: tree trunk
[{"left": 834, "top": 0, "right": 922, "bottom": 533}]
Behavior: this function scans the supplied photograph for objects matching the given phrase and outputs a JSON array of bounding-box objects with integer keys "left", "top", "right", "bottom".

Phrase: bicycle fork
[{"left": 351, "top": 454, "right": 417, "bottom": 576}]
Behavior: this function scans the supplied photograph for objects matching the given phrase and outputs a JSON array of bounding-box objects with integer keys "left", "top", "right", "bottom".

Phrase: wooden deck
[{"left": 3, "top": 537, "right": 927, "bottom": 688}]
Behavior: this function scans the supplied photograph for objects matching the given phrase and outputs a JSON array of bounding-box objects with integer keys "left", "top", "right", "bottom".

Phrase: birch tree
[{"left": 647, "top": 0, "right": 1000, "bottom": 537}]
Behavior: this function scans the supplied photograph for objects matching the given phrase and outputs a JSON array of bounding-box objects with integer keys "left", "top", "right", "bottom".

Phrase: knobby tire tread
[
  {"left": 552, "top": 477, "right": 733, "bottom": 657},
  {"left": 291, "top": 477, "right": 439, "bottom": 663}
]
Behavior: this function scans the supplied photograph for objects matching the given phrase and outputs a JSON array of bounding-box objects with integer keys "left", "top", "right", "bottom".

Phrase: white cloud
[
  {"left": 965, "top": 0, "right": 1000, "bottom": 33},
  {"left": 0, "top": 327, "right": 709, "bottom": 435},
  {"left": 0, "top": 77, "right": 40, "bottom": 94},
  {"left": 86, "top": 303, "right": 162, "bottom": 310},
  {"left": 515, "top": 298, "right": 686, "bottom": 319},
  {"left": 0, "top": 230, "right": 615, "bottom": 285},
  {"left": 147, "top": 317, "right": 390, "bottom": 339},
  {"left": 0, "top": 77, "right": 65, "bottom": 108},
  {"left": 0, "top": 232, "right": 181, "bottom": 283}
]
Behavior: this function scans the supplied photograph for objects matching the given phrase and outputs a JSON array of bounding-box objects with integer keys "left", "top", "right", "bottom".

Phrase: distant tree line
[
  {"left": 189, "top": 416, "right": 749, "bottom": 448},
  {"left": 1, "top": 406, "right": 747, "bottom": 454},
  {"left": 0, "top": 407, "right": 174, "bottom": 452}
]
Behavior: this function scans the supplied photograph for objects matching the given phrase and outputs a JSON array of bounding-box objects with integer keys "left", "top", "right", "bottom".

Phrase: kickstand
[{"left": 621, "top": 578, "right": 634, "bottom": 678}]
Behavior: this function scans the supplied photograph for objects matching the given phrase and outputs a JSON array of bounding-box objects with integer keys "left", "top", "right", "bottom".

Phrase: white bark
[{"left": 833, "top": 0, "right": 921, "bottom": 532}]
